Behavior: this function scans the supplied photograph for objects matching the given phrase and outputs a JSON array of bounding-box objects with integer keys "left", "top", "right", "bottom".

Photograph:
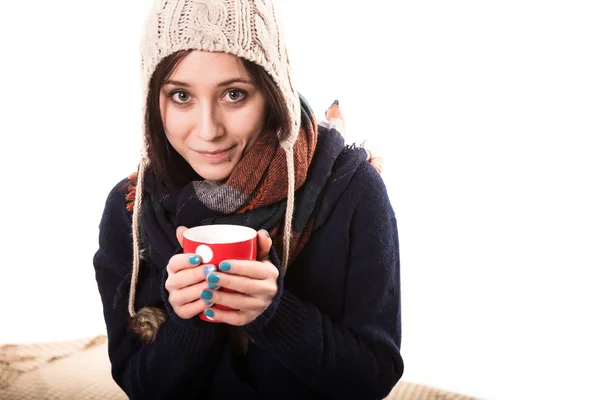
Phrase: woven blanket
[{"left": 0, "top": 336, "right": 478, "bottom": 399}]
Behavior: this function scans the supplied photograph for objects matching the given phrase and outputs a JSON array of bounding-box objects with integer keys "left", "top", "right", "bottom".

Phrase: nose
[{"left": 193, "top": 101, "right": 224, "bottom": 141}]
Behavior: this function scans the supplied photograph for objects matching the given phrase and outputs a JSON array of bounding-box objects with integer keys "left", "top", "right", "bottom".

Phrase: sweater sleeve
[
  {"left": 93, "top": 179, "right": 226, "bottom": 399},
  {"left": 242, "top": 163, "right": 403, "bottom": 399}
]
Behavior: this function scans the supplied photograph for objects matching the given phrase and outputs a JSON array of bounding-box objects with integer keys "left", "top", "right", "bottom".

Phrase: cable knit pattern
[{"left": 140, "top": 0, "right": 300, "bottom": 150}]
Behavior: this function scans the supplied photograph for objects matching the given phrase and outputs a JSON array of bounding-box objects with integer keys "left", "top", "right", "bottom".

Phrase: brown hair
[{"left": 145, "top": 50, "right": 290, "bottom": 190}]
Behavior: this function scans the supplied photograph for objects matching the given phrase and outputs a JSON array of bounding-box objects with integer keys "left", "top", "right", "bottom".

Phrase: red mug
[{"left": 182, "top": 224, "right": 258, "bottom": 321}]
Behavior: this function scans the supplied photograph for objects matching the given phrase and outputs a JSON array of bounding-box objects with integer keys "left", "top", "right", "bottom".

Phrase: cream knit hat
[{"left": 128, "top": 0, "right": 300, "bottom": 319}]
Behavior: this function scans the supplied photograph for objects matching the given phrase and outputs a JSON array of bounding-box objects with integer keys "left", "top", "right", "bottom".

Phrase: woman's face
[{"left": 160, "top": 51, "right": 268, "bottom": 182}]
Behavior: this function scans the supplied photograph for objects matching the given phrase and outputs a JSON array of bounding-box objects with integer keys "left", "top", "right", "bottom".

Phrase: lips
[
  {"left": 196, "top": 147, "right": 233, "bottom": 155},
  {"left": 193, "top": 145, "right": 234, "bottom": 163}
]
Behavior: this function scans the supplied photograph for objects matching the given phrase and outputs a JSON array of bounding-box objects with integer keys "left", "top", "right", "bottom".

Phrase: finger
[
  {"left": 218, "top": 259, "right": 278, "bottom": 280},
  {"left": 177, "top": 298, "right": 212, "bottom": 320},
  {"left": 207, "top": 272, "right": 277, "bottom": 298},
  {"left": 202, "top": 308, "right": 253, "bottom": 327},
  {"left": 176, "top": 226, "right": 188, "bottom": 249},
  {"left": 256, "top": 229, "right": 272, "bottom": 261},
  {"left": 204, "top": 289, "right": 265, "bottom": 312},
  {"left": 168, "top": 281, "right": 211, "bottom": 307},
  {"left": 165, "top": 264, "right": 217, "bottom": 291},
  {"left": 166, "top": 253, "right": 205, "bottom": 275}
]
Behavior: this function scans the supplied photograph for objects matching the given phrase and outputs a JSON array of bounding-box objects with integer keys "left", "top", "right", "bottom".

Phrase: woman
[{"left": 93, "top": 0, "right": 403, "bottom": 398}]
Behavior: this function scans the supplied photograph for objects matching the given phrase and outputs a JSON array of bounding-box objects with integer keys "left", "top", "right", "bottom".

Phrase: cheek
[
  {"left": 228, "top": 102, "right": 267, "bottom": 141},
  {"left": 161, "top": 106, "right": 190, "bottom": 140}
]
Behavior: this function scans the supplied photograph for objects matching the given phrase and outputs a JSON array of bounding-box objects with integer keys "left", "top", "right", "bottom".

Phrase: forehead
[{"left": 168, "top": 50, "right": 249, "bottom": 84}]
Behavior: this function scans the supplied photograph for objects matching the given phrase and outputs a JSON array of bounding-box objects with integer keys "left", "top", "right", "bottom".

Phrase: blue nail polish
[
  {"left": 203, "top": 265, "right": 216, "bottom": 276},
  {"left": 208, "top": 284, "right": 218, "bottom": 289},
  {"left": 204, "top": 300, "right": 212, "bottom": 305},
  {"left": 219, "top": 261, "right": 231, "bottom": 271},
  {"left": 262, "top": 229, "right": 270, "bottom": 239},
  {"left": 189, "top": 255, "right": 201, "bottom": 265},
  {"left": 207, "top": 274, "right": 220, "bottom": 283},
  {"left": 201, "top": 290, "right": 213, "bottom": 300},
  {"left": 204, "top": 309, "right": 215, "bottom": 318}
]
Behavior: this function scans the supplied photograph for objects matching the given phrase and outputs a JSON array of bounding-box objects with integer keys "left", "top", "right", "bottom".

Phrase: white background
[{"left": 1, "top": 1, "right": 599, "bottom": 399}]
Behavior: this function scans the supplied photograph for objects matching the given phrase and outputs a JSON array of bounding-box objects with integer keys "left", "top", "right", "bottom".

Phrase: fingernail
[
  {"left": 201, "top": 290, "right": 213, "bottom": 300},
  {"left": 207, "top": 274, "right": 220, "bottom": 284},
  {"left": 219, "top": 261, "right": 231, "bottom": 271},
  {"left": 261, "top": 229, "right": 270, "bottom": 239},
  {"left": 208, "top": 284, "right": 219, "bottom": 289},
  {"left": 203, "top": 265, "right": 216, "bottom": 276},
  {"left": 204, "top": 300, "right": 212, "bottom": 306},
  {"left": 189, "top": 255, "right": 201, "bottom": 265},
  {"left": 204, "top": 309, "right": 215, "bottom": 319}
]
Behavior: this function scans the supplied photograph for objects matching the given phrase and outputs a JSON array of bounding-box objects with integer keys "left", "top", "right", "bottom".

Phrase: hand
[
  {"left": 201, "top": 229, "right": 279, "bottom": 326},
  {"left": 164, "top": 226, "right": 214, "bottom": 319}
]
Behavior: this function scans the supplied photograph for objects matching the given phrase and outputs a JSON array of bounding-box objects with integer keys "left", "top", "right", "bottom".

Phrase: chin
[{"left": 193, "top": 165, "right": 233, "bottom": 182}]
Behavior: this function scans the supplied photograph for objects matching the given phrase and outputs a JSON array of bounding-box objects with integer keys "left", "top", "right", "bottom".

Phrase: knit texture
[
  {"left": 140, "top": 0, "right": 300, "bottom": 149},
  {"left": 94, "top": 145, "right": 403, "bottom": 398}
]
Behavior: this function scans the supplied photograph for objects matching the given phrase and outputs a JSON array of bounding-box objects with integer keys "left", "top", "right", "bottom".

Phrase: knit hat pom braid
[{"left": 129, "top": 0, "right": 299, "bottom": 342}]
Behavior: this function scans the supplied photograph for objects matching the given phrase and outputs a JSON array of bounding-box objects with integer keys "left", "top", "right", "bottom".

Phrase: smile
[{"left": 193, "top": 146, "right": 235, "bottom": 163}]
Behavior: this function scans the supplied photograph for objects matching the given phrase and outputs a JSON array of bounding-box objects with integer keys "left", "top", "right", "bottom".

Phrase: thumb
[
  {"left": 257, "top": 229, "right": 272, "bottom": 261},
  {"left": 176, "top": 226, "right": 188, "bottom": 249}
]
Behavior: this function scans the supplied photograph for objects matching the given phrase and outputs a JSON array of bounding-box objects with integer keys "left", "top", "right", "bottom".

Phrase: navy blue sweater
[{"left": 93, "top": 159, "right": 403, "bottom": 399}]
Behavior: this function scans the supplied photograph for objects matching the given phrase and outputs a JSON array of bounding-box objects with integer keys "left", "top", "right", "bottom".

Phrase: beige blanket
[{"left": 0, "top": 336, "right": 478, "bottom": 399}]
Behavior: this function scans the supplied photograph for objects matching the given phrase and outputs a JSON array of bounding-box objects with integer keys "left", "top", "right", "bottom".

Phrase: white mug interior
[{"left": 183, "top": 224, "right": 257, "bottom": 244}]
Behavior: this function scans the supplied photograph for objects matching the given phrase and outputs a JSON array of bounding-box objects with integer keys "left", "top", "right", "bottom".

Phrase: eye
[
  {"left": 171, "top": 90, "right": 191, "bottom": 104},
  {"left": 224, "top": 89, "right": 246, "bottom": 103}
]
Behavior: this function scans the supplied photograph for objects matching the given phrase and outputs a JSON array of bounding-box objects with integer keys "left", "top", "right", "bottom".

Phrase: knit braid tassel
[
  {"left": 128, "top": 159, "right": 167, "bottom": 344},
  {"left": 281, "top": 147, "right": 295, "bottom": 273}
]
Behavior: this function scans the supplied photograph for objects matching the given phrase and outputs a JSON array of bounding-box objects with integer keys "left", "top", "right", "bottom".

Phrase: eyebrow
[
  {"left": 163, "top": 78, "right": 254, "bottom": 87},
  {"left": 163, "top": 79, "right": 191, "bottom": 88}
]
